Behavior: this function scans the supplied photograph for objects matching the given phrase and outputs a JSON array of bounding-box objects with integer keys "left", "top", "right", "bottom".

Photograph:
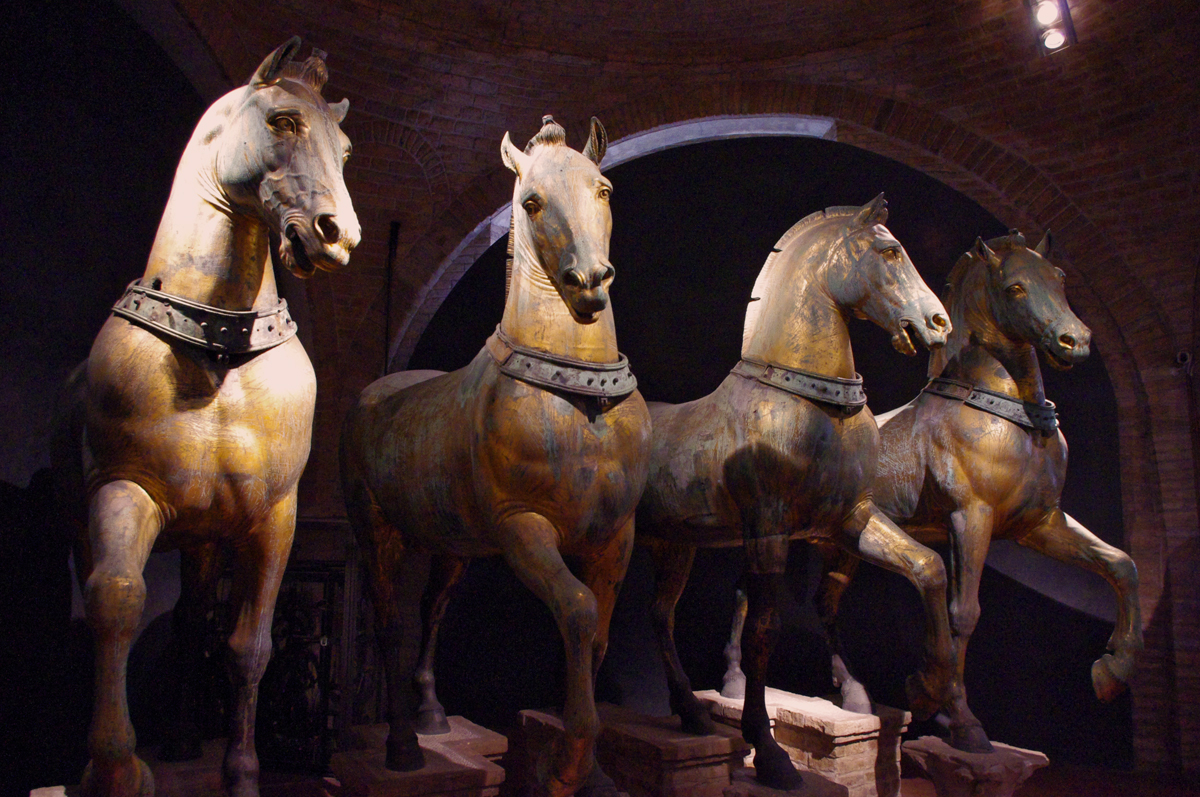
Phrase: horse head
[
  {"left": 501, "top": 115, "right": 614, "bottom": 323},
  {"left": 208, "top": 37, "right": 360, "bottom": 277},
  {"left": 837, "top": 194, "right": 951, "bottom": 356},
  {"left": 974, "top": 231, "right": 1091, "bottom": 369}
]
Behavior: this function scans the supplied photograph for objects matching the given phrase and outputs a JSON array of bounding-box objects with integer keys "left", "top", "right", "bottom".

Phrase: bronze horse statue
[
  {"left": 59, "top": 39, "right": 359, "bottom": 797},
  {"left": 791, "top": 231, "right": 1143, "bottom": 753},
  {"left": 636, "top": 196, "right": 956, "bottom": 790},
  {"left": 341, "top": 116, "right": 651, "bottom": 797}
]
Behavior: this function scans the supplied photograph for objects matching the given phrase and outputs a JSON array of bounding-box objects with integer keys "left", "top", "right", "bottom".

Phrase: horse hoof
[
  {"left": 416, "top": 707, "right": 452, "bottom": 735},
  {"left": 752, "top": 742, "right": 803, "bottom": 791},
  {"left": 721, "top": 669, "right": 746, "bottom": 700},
  {"left": 81, "top": 757, "right": 155, "bottom": 797},
  {"left": 386, "top": 737, "right": 427, "bottom": 772},
  {"left": 1092, "top": 654, "right": 1129, "bottom": 702},
  {"left": 575, "top": 764, "right": 627, "bottom": 797},
  {"left": 840, "top": 680, "right": 873, "bottom": 715},
  {"left": 674, "top": 702, "right": 717, "bottom": 736},
  {"left": 905, "top": 673, "right": 943, "bottom": 721},
  {"left": 949, "top": 722, "right": 994, "bottom": 754}
]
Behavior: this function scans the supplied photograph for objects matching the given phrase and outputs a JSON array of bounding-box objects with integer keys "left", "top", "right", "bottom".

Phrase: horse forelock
[
  {"left": 283, "top": 54, "right": 329, "bottom": 93},
  {"left": 524, "top": 119, "right": 568, "bottom": 153}
]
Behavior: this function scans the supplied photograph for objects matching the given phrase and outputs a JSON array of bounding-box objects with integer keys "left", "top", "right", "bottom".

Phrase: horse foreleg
[
  {"left": 741, "top": 533, "right": 802, "bottom": 791},
  {"left": 1016, "top": 510, "right": 1143, "bottom": 701},
  {"left": 642, "top": 537, "right": 715, "bottom": 734},
  {"left": 414, "top": 554, "right": 468, "bottom": 734},
  {"left": 160, "top": 542, "right": 222, "bottom": 762},
  {"left": 221, "top": 497, "right": 295, "bottom": 797},
  {"left": 812, "top": 542, "right": 870, "bottom": 713},
  {"left": 841, "top": 504, "right": 954, "bottom": 726},
  {"left": 939, "top": 503, "right": 995, "bottom": 752},
  {"left": 720, "top": 577, "right": 748, "bottom": 699},
  {"left": 80, "top": 480, "right": 161, "bottom": 797},
  {"left": 499, "top": 512, "right": 600, "bottom": 797}
]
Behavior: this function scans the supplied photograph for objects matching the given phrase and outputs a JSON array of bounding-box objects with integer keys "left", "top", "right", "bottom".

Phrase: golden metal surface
[
  {"left": 636, "top": 196, "right": 955, "bottom": 790},
  {"left": 64, "top": 38, "right": 359, "bottom": 797},
  {"left": 341, "top": 117, "right": 651, "bottom": 797}
]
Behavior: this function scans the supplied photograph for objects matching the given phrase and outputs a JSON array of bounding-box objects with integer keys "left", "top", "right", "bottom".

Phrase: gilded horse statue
[
  {"left": 341, "top": 116, "right": 651, "bottom": 797},
  {"left": 637, "top": 196, "right": 956, "bottom": 789},
  {"left": 799, "top": 231, "right": 1143, "bottom": 752},
  {"left": 60, "top": 39, "right": 359, "bottom": 797}
]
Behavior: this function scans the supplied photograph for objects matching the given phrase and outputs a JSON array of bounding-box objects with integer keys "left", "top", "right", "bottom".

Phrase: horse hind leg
[
  {"left": 720, "top": 576, "right": 747, "bottom": 699},
  {"left": 80, "top": 480, "right": 161, "bottom": 797},
  {"left": 643, "top": 537, "right": 715, "bottom": 735},
  {"left": 1017, "top": 510, "right": 1144, "bottom": 702},
  {"left": 813, "top": 541, "right": 871, "bottom": 714},
  {"left": 414, "top": 554, "right": 468, "bottom": 734}
]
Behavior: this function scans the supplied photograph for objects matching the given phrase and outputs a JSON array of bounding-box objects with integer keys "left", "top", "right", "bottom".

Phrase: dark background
[{"left": 0, "top": 0, "right": 1129, "bottom": 792}]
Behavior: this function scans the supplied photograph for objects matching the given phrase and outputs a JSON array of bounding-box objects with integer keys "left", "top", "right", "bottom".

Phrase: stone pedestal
[
  {"left": 696, "top": 688, "right": 910, "bottom": 797},
  {"left": 507, "top": 704, "right": 749, "bottom": 797},
  {"left": 332, "top": 716, "right": 507, "bottom": 797},
  {"left": 722, "top": 767, "right": 848, "bottom": 797},
  {"left": 901, "top": 736, "right": 1047, "bottom": 797}
]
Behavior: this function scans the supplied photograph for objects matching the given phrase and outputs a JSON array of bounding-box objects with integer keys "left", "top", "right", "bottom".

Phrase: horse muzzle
[
  {"left": 280, "top": 210, "right": 360, "bottom": 277},
  {"left": 560, "top": 260, "right": 614, "bottom": 322},
  {"left": 893, "top": 311, "right": 951, "bottom": 356},
  {"left": 1042, "top": 323, "right": 1091, "bottom": 370}
]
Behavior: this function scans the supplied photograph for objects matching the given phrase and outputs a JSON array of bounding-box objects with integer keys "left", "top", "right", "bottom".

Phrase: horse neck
[
  {"left": 932, "top": 262, "right": 1046, "bottom": 404},
  {"left": 741, "top": 236, "right": 856, "bottom": 378},
  {"left": 141, "top": 113, "right": 278, "bottom": 313},
  {"left": 499, "top": 228, "right": 619, "bottom": 363}
]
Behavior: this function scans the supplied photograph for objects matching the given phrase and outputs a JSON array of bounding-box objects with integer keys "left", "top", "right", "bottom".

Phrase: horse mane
[
  {"left": 931, "top": 230, "right": 1029, "bottom": 376},
  {"left": 741, "top": 205, "right": 861, "bottom": 351}
]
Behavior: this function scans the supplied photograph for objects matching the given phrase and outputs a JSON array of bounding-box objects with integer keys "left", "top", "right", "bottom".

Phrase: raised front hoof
[
  {"left": 1092, "top": 654, "right": 1131, "bottom": 702},
  {"left": 905, "top": 673, "right": 943, "bottom": 721},
  {"left": 386, "top": 735, "right": 427, "bottom": 772},
  {"left": 752, "top": 742, "right": 803, "bottom": 791},
  {"left": 949, "top": 721, "right": 995, "bottom": 754},
  {"left": 80, "top": 757, "right": 154, "bottom": 797},
  {"left": 415, "top": 706, "right": 452, "bottom": 735},
  {"left": 721, "top": 667, "right": 747, "bottom": 700}
]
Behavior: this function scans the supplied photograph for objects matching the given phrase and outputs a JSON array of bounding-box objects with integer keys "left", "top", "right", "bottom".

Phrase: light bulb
[
  {"left": 1035, "top": 1, "right": 1062, "bottom": 27},
  {"left": 1042, "top": 28, "right": 1067, "bottom": 50}
]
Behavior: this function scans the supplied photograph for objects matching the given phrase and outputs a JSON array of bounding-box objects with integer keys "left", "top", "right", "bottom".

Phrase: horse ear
[
  {"left": 854, "top": 193, "right": 888, "bottom": 226},
  {"left": 975, "top": 237, "right": 1003, "bottom": 268},
  {"left": 1035, "top": 230, "right": 1053, "bottom": 257},
  {"left": 330, "top": 98, "right": 350, "bottom": 124},
  {"left": 251, "top": 36, "right": 301, "bottom": 88},
  {"left": 501, "top": 132, "right": 531, "bottom": 177},
  {"left": 582, "top": 117, "right": 607, "bottom": 165}
]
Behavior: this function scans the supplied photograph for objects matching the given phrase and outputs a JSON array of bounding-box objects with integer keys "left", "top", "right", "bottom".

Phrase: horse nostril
[
  {"left": 929, "top": 313, "right": 949, "bottom": 330},
  {"left": 598, "top": 265, "right": 615, "bottom": 286},
  {"left": 315, "top": 214, "right": 340, "bottom": 245},
  {"left": 1059, "top": 333, "right": 1076, "bottom": 350},
  {"left": 562, "top": 268, "right": 585, "bottom": 289}
]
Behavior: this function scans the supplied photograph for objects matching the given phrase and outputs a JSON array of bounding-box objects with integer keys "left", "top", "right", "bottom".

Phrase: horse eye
[
  {"left": 523, "top": 199, "right": 541, "bottom": 215},
  {"left": 597, "top": 187, "right": 611, "bottom": 201},
  {"left": 271, "top": 116, "right": 298, "bottom": 135},
  {"left": 1006, "top": 283, "right": 1027, "bottom": 298},
  {"left": 882, "top": 247, "right": 900, "bottom": 259}
]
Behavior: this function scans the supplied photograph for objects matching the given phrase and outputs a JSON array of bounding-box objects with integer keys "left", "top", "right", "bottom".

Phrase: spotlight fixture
[{"left": 1027, "top": 0, "right": 1076, "bottom": 54}]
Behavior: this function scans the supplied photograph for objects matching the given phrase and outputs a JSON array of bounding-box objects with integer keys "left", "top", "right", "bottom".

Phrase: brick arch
[
  {"left": 362, "top": 81, "right": 1182, "bottom": 766},
  {"left": 341, "top": 119, "right": 451, "bottom": 206}
]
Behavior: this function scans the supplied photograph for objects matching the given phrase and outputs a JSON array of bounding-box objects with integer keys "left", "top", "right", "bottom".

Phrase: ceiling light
[
  {"left": 1034, "top": 1, "right": 1061, "bottom": 26},
  {"left": 1041, "top": 28, "right": 1067, "bottom": 50}
]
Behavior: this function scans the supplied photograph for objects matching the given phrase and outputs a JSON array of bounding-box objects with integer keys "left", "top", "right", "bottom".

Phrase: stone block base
[
  {"left": 723, "top": 766, "right": 848, "bottom": 797},
  {"left": 506, "top": 704, "right": 749, "bottom": 797},
  {"left": 901, "top": 736, "right": 1047, "bottom": 797},
  {"left": 332, "top": 717, "right": 507, "bottom": 797},
  {"left": 696, "top": 688, "right": 910, "bottom": 797}
]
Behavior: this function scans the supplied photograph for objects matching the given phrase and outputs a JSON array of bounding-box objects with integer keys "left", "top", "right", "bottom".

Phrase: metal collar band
[
  {"left": 923, "top": 377, "right": 1058, "bottom": 433},
  {"left": 732, "top": 358, "right": 867, "bottom": 417},
  {"left": 111, "top": 280, "right": 298, "bottom": 355},
  {"left": 485, "top": 327, "right": 637, "bottom": 399}
]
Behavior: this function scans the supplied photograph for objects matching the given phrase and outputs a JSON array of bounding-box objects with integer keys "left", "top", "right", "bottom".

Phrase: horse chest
[{"left": 475, "top": 381, "right": 650, "bottom": 540}]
